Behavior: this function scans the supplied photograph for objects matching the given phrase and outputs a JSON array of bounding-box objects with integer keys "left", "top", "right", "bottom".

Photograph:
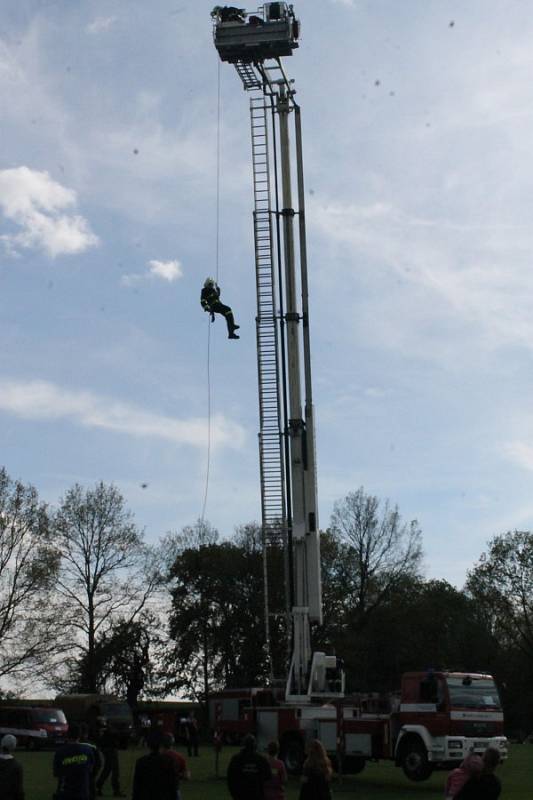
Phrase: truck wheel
[
  {"left": 281, "top": 737, "right": 305, "bottom": 775},
  {"left": 401, "top": 739, "right": 432, "bottom": 782}
]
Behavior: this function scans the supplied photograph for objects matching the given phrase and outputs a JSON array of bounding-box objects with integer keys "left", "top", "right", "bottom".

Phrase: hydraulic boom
[{"left": 212, "top": 2, "right": 344, "bottom": 702}]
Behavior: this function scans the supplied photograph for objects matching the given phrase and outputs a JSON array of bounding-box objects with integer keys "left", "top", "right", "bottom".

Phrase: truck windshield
[{"left": 446, "top": 677, "right": 501, "bottom": 710}]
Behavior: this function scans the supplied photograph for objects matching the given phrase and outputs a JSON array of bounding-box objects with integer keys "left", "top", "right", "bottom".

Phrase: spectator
[
  {"left": 227, "top": 734, "right": 271, "bottom": 800},
  {"left": 299, "top": 739, "right": 333, "bottom": 800},
  {"left": 184, "top": 713, "right": 199, "bottom": 758},
  {"left": 264, "top": 741, "right": 287, "bottom": 800},
  {"left": 0, "top": 734, "right": 24, "bottom": 800},
  {"left": 139, "top": 715, "right": 151, "bottom": 747},
  {"left": 147, "top": 718, "right": 165, "bottom": 752},
  {"left": 131, "top": 737, "right": 177, "bottom": 800},
  {"left": 54, "top": 724, "right": 96, "bottom": 800},
  {"left": 445, "top": 752, "right": 483, "bottom": 799},
  {"left": 160, "top": 733, "right": 190, "bottom": 800},
  {"left": 79, "top": 724, "right": 102, "bottom": 800},
  {"left": 455, "top": 747, "right": 502, "bottom": 800},
  {"left": 96, "top": 724, "right": 125, "bottom": 797}
]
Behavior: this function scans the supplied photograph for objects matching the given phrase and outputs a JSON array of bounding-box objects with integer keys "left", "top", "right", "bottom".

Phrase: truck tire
[
  {"left": 400, "top": 738, "right": 433, "bottom": 782},
  {"left": 281, "top": 736, "right": 305, "bottom": 775}
]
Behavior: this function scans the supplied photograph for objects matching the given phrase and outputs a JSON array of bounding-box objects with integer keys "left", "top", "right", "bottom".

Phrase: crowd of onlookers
[
  {"left": 0, "top": 726, "right": 503, "bottom": 800},
  {"left": 225, "top": 735, "right": 503, "bottom": 800}
]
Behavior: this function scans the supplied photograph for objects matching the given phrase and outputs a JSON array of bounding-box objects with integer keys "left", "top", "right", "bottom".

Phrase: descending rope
[{"left": 200, "top": 59, "right": 222, "bottom": 524}]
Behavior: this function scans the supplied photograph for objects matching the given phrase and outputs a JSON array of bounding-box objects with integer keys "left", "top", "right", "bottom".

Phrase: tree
[
  {"left": 329, "top": 487, "right": 423, "bottom": 630},
  {"left": 70, "top": 614, "right": 159, "bottom": 712},
  {"left": 466, "top": 530, "right": 533, "bottom": 732},
  {"left": 466, "top": 530, "right": 533, "bottom": 660},
  {"left": 165, "top": 520, "right": 270, "bottom": 710},
  {"left": 52, "top": 482, "right": 159, "bottom": 693},
  {"left": 0, "top": 468, "right": 59, "bottom": 686}
]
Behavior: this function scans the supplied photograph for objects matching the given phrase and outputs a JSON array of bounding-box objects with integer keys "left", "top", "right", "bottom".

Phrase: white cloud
[
  {"left": 120, "top": 273, "right": 143, "bottom": 287},
  {"left": 504, "top": 442, "right": 533, "bottom": 472},
  {"left": 0, "top": 167, "right": 98, "bottom": 257},
  {"left": 148, "top": 259, "right": 183, "bottom": 282},
  {"left": 121, "top": 258, "right": 183, "bottom": 286},
  {"left": 311, "top": 199, "right": 533, "bottom": 357},
  {"left": 0, "top": 379, "right": 245, "bottom": 450},
  {"left": 86, "top": 17, "right": 117, "bottom": 34}
]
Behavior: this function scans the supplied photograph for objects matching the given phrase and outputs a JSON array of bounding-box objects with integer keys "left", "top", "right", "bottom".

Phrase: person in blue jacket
[{"left": 53, "top": 724, "right": 96, "bottom": 800}]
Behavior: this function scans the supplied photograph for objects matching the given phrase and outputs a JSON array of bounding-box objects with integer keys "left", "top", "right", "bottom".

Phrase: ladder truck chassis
[{"left": 211, "top": 671, "right": 507, "bottom": 781}]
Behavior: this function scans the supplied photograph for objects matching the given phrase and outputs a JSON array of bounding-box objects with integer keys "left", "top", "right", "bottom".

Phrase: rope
[
  {"left": 200, "top": 323, "right": 212, "bottom": 522},
  {"left": 200, "top": 59, "right": 222, "bottom": 524},
  {"left": 216, "top": 57, "right": 221, "bottom": 282}
]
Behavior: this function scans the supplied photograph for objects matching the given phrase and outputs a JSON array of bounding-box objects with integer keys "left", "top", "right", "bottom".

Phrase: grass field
[{"left": 17, "top": 743, "right": 532, "bottom": 800}]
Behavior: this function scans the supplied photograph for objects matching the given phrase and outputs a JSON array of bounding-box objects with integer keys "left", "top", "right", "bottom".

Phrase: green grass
[{"left": 17, "top": 743, "right": 533, "bottom": 799}]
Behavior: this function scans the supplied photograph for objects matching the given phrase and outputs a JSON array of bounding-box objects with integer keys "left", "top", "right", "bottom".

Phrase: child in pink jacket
[{"left": 445, "top": 753, "right": 483, "bottom": 799}]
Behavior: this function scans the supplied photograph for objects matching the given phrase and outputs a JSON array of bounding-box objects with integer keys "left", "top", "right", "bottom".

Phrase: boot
[{"left": 228, "top": 331, "right": 240, "bottom": 339}]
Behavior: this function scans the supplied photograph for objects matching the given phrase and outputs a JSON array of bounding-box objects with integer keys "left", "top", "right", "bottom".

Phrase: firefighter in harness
[{"left": 201, "top": 278, "right": 240, "bottom": 339}]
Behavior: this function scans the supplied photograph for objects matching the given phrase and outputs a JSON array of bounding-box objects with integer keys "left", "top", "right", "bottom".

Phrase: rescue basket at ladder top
[{"left": 212, "top": 2, "right": 300, "bottom": 64}]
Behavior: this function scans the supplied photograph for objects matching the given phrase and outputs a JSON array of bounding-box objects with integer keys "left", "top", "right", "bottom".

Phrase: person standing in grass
[
  {"left": 160, "top": 733, "right": 190, "bottom": 800},
  {"left": 96, "top": 723, "right": 125, "bottom": 798},
  {"left": 454, "top": 747, "right": 502, "bottom": 800},
  {"left": 227, "top": 734, "right": 272, "bottom": 800},
  {"left": 131, "top": 736, "right": 177, "bottom": 800},
  {"left": 444, "top": 752, "right": 483, "bottom": 799},
  {"left": 54, "top": 724, "right": 96, "bottom": 800},
  {"left": 298, "top": 739, "right": 333, "bottom": 800},
  {"left": 264, "top": 740, "right": 287, "bottom": 800},
  {"left": 0, "top": 734, "right": 24, "bottom": 800}
]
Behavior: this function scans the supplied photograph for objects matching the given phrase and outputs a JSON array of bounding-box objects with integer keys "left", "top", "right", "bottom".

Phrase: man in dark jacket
[
  {"left": 96, "top": 724, "right": 124, "bottom": 797},
  {"left": 227, "top": 734, "right": 271, "bottom": 800},
  {"left": 132, "top": 738, "right": 177, "bottom": 800},
  {"left": 54, "top": 724, "right": 96, "bottom": 800},
  {"left": 0, "top": 734, "right": 24, "bottom": 800},
  {"left": 201, "top": 278, "right": 240, "bottom": 339}
]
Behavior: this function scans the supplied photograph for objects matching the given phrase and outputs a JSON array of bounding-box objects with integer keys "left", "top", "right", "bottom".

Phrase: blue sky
[{"left": 2, "top": 0, "right": 533, "bottom": 587}]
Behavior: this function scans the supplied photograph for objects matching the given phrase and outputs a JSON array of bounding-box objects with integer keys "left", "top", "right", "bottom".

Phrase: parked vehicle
[
  {"left": 0, "top": 706, "right": 68, "bottom": 749},
  {"left": 55, "top": 694, "right": 133, "bottom": 747},
  {"left": 211, "top": 671, "right": 508, "bottom": 781}
]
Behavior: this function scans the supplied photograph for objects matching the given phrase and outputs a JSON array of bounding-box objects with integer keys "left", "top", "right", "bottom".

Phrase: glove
[{"left": 210, "top": 312, "right": 215, "bottom": 323}]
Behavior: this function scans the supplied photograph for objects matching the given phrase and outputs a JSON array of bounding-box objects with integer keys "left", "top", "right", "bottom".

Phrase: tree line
[{"left": 0, "top": 467, "right": 532, "bottom": 736}]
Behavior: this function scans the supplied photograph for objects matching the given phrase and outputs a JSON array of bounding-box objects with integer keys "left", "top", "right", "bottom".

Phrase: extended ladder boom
[{"left": 213, "top": 2, "right": 344, "bottom": 702}]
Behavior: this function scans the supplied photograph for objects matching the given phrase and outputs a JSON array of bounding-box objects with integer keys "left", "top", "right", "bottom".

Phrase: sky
[{"left": 2, "top": 0, "right": 533, "bottom": 589}]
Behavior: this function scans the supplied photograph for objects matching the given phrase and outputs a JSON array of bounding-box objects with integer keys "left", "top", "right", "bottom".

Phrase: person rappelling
[{"left": 201, "top": 278, "right": 240, "bottom": 339}]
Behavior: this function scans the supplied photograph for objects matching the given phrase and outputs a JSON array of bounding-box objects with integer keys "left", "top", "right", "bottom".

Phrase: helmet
[{"left": 204, "top": 277, "right": 216, "bottom": 287}]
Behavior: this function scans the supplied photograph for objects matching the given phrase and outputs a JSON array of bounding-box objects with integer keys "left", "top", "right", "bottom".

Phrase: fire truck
[
  {"left": 211, "top": 670, "right": 507, "bottom": 781},
  {"left": 210, "top": 3, "right": 507, "bottom": 781}
]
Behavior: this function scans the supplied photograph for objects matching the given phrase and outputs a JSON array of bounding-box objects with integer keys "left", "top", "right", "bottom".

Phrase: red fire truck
[
  {"left": 211, "top": 4, "right": 508, "bottom": 783},
  {"left": 211, "top": 670, "right": 507, "bottom": 781}
]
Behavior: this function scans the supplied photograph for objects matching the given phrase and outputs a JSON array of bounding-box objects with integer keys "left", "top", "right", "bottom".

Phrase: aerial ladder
[{"left": 212, "top": 2, "right": 344, "bottom": 703}]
